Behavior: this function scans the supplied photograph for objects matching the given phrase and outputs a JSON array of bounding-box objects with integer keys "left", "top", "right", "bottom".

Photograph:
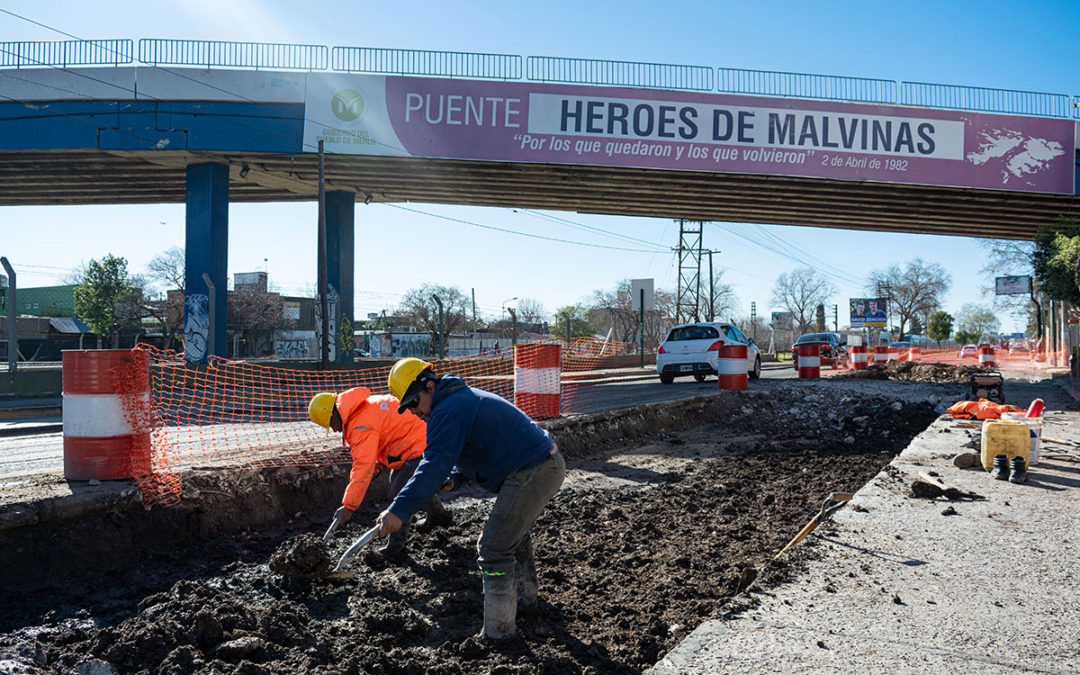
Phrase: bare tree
[
  {"left": 146, "top": 246, "right": 186, "bottom": 294},
  {"left": 955, "top": 303, "right": 1001, "bottom": 341},
  {"left": 867, "top": 259, "right": 951, "bottom": 337},
  {"left": 516, "top": 297, "right": 547, "bottom": 324},
  {"left": 228, "top": 289, "right": 284, "bottom": 357},
  {"left": 978, "top": 238, "right": 1037, "bottom": 327},
  {"left": 398, "top": 283, "right": 470, "bottom": 349},
  {"left": 770, "top": 267, "right": 834, "bottom": 334},
  {"left": 138, "top": 248, "right": 187, "bottom": 350},
  {"left": 698, "top": 269, "right": 738, "bottom": 322}
]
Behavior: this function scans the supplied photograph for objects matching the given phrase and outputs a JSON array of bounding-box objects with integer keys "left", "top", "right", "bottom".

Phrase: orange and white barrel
[
  {"left": 62, "top": 349, "right": 151, "bottom": 480},
  {"left": 514, "top": 343, "right": 561, "bottom": 419},
  {"left": 908, "top": 346, "right": 921, "bottom": 362},
  {"left": 851, "top": 344, "right": 868, "bottom": 370},
  {"left": 716, "top": 344, "right": 748, "bottom": 391},
  {"left": 797, "top": 344, "right": 820, "bottom": 379},
  {"left": 978, "top": 345, "right": 995, "bottom": 366},
  {"left": 874, "top": 345, "right": 889, "bottom": 365}
]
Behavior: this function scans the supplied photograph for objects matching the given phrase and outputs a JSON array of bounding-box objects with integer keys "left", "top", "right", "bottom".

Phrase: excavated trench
[{"left": 0, "top": 385, "right": 942, "bottom": 674}]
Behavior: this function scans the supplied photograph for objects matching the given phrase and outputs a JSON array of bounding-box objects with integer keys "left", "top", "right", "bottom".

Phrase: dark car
[{"left": 792, "top": 332, "right": 849, "bottom": 370}]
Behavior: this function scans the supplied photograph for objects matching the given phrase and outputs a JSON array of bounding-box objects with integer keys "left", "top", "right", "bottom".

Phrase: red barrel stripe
[
  {"left": 797, "top": 344, "right": 820, "bottom": 379},
  {"left": 716, "top": 344, "right": 748, "bottom": 391},
  {"left": 63, "top": 350, "right": 149, "bottom": 394}
]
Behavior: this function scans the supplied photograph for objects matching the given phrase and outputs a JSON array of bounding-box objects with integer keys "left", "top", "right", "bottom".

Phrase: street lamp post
[{"left": 502, "top": 297, "right": 518, "bottom": 347}]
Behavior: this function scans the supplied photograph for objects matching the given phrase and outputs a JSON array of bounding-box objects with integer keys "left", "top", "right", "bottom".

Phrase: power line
[{"left": 384, "top": 203, "right": 671, "bottom": 253}]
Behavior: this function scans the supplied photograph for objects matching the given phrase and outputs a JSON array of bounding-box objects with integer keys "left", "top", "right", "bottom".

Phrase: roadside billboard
[
  {"left": 995, "top": 275, "right": 1032, "bottom": 295},
  {"left": 771, "top": 312, "right": 793, "bottom": 330},
  {"left": 850, "top": 297, "right": 887, "bottom": 328}
]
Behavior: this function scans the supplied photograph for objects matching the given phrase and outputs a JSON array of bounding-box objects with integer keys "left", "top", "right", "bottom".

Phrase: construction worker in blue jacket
[{"left": 375, "top": 357, "right": 565, "bottom": 639}]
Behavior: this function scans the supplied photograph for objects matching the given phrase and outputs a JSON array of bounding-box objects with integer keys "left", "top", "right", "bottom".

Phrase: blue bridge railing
[
  {"left": 717, "top": 67, "right": 895, "bottom": 105},
  {"left": 527, "top": 56, "right": 713, "bottom": 91},
  {"left": 138, "top": 39, "right": 328, "bottom": 71},
  {"left": 333, "top": 47, "right": 520, "bottom": 79},
  {"left": 1, "top": 38, "right": 1078, "bottom": 120},
  {"left": 0, "top": 39, "right": 132, "bottom": 68}
]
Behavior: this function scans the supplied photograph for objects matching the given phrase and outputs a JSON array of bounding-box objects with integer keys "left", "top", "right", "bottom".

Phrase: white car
[{"left": 656, "top": 321, "right": 762, "bottom": 384}]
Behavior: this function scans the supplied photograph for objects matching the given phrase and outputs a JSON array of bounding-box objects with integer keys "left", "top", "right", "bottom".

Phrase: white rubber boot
[{"left": 482, "top": 572, "right": 517, "bottom": 639}]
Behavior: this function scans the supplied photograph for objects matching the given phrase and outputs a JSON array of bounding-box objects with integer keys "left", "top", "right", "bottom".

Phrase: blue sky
[{"left": 2, "top": 1, "right": 1078, "bottom": 333}]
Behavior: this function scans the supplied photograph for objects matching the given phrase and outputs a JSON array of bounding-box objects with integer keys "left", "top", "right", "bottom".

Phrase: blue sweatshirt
[{"left": 387, "top": 375, "right": 554, "bottom": 522}]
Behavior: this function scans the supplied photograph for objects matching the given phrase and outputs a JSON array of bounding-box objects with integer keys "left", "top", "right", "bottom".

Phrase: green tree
[
  {"left": 926, "top": 311, "right": 953, "bottom": 345},
  {"left": 1033, "top": 215, "right": 1080, "bottom": 304},
  {"left": 73, "top": 254, "right": 137, "bottom": 341},
  {"left": 552, "top": 305, "right": 593, "bottom": 339},
  {"left": 954, "top": 329, "right": 980, "bottom": 345}
]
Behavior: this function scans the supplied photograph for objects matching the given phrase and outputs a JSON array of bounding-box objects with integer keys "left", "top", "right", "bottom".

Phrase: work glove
[{"left": 334, "top": 505, "right": 354, "bottom": 524}]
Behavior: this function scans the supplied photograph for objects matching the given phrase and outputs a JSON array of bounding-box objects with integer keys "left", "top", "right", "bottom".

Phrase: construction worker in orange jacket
[{"left": 309, "top": 386, "right": 452, "bottom": 557}]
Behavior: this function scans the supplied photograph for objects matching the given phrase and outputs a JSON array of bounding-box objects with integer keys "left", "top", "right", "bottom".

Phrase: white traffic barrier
[
  {"left": 716, "top": 344, "right": 748, "bottom": 391},
  {"left": 514, "top": 343, "right": 561, "bottom": 419}
]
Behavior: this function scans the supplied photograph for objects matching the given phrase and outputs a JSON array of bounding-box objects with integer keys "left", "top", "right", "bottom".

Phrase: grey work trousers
[{"left": 477, "top": 448, "right": 566, "bottom": 576}]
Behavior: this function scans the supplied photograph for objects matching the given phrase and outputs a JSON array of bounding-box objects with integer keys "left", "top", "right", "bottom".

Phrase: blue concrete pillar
[
  {"left": 183, "top": 163, "right": 229, "bottom": 364},
  {"left": 326, "top": 191, "right": 355, "bottom": 362}
]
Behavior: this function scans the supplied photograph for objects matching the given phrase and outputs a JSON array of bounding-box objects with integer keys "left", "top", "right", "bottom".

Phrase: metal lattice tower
[{"left": 674, "top": 219, "right": 703, "bottom": 325}]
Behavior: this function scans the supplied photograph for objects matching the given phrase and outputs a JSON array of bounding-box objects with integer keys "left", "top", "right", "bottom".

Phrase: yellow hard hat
[
  {"left": 308, "top": 392, "right": 337, "bottom": 428},
  {"left": 387, "top": 357, "right": 433, "bottom": 412}
]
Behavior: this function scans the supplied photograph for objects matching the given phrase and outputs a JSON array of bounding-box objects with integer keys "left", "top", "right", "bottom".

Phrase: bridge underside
[{"left": 2, "top": 149, "right": 1077, "bottom": 240}]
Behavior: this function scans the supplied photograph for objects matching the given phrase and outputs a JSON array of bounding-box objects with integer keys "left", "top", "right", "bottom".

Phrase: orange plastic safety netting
[{"left": 122, "top": 338, "right": 641, "bottom": 506}]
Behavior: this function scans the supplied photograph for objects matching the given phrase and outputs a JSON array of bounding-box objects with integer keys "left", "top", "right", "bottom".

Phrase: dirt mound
[
  {"left": 268, "top": 533, "right": 332, "bottom": 578},
  {"left": 0, "top": 388, "right": 940, "bottom": 673},
  {"left": 834, "top": 360, "right": 990, "bottom": 383}
]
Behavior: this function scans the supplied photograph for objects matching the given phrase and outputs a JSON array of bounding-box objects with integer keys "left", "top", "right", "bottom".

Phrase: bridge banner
[{"left": 304, "top": 74, "right": 1075, "bottom": 195}]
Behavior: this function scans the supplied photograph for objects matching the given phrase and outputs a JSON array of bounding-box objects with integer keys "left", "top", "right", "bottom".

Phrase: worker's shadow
[
  {"left": 811, "top": 533, "right": 928, "bottom": 567},
  {"left": 517, "top": 599, "right": 623, "bottom": 669}
]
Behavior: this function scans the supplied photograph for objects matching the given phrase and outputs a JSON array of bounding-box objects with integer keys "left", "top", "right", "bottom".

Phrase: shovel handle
[{"left": 322, "top": 511, "right": 345, "bottom": 544}]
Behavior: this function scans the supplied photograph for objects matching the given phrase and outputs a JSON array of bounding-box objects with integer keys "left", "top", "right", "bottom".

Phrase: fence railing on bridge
[
  {"left": 900, "top": 81, "right": 1073, "bottom": 118},
  {"left": 333, "top": 47, "right": 521, "bottom": 79},
  {"left": 3, "top": 37, "right": 1080, "bottom": 120},
  {"left": 527, "top": 56, "right": 713, "bottom": 91},
  {"left": 138, "top": 39, "right": 328, "bottom": 71},
  {"left": 0, "top": 39, "right": 132, "bottom": 68},
  {"left": 717, "top": 67, "right": 895, "bottom": 104}
]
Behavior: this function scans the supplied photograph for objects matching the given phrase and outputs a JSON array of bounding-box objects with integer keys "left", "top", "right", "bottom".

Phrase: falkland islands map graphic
[{"left": 966, "top": 127, "right": 1066, "bottom": 187}]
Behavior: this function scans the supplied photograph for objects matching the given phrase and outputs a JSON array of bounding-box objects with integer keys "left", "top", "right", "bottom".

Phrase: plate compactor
[{"left": 970, "top": 371, "right": 1005, "bottom": 404}]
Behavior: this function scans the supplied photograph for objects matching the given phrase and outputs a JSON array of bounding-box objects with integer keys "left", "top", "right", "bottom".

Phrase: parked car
[
  {"left": 1009, "top": 341, "right": 1029, "bottom": 355},
  {"left": 791, "top": 332, "right": 849, "bottom": 370},
  {"left": 959, "top": 344, "right": 978, "bottom": 359},
  {"left": 656, "top": 321, "right": 761, "bottom": 384}
]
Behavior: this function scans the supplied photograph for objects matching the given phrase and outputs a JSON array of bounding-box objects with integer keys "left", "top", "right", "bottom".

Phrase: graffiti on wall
[
  {"left": 184, "top": 293, "right": 210, "bottom": 363},
  {"left": 274, "top": 330, "right": 316, "bottom": 359}
]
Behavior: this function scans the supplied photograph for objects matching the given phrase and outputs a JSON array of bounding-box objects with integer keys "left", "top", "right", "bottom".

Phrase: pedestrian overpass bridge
[{"left": 1, "top": 39, "right": 1078, "bottom": 361}]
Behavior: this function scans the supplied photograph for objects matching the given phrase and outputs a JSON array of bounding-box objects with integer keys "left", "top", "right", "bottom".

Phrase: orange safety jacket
[
  {"left": 335, "top": 387, "right": 427, "bottom": 510},
  {"left": 946, "top": 399, "right": 1023, "bottom": 420}
]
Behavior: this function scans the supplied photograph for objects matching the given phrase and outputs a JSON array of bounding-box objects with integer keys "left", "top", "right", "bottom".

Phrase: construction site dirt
[{"left": 2, "top": 371, "right": 1054, "bottom": 674}]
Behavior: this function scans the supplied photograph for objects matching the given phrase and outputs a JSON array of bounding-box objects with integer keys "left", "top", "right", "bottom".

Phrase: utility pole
[
  {"left": 317, "top": 140, "right": 329, "bottom": 367},
  {"left": 507, "top": 307, "right": 518, "bottom": 346},
  {"left": 674, "top": 219, "right": 703, "bottom": 325},
  {"left": 432, "top": 295, "right": 444, "bottom": 360},
  {"left": 833, "top": 304, "right": 838, "bottom": 333},
  {"left": 750, "top": 301, "right": 757, "bottom": 343},
  {"left": 471, "top": 288, "right": 476, "bottom": 333}
]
